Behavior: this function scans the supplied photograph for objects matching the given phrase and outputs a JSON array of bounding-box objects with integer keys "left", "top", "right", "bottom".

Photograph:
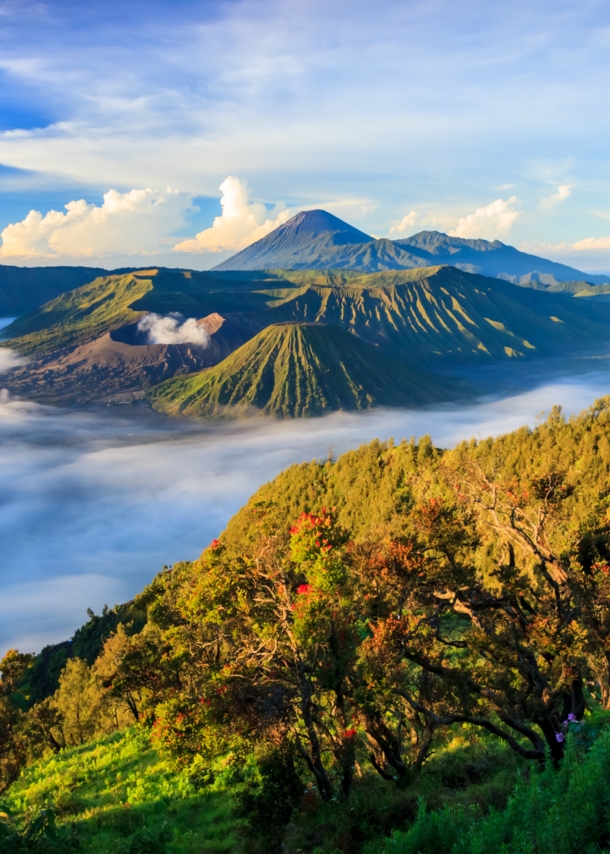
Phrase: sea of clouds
[{"left": 2, "top": 367, "right": 610, "bottom": 654}]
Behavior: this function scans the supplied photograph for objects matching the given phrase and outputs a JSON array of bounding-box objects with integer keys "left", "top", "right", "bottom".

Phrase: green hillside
[
  {"left": 253, "top": 266, "right": 610, "bottom": 361},
  {"left": 0, "top": 264, "right": 115, "bottom": 316},
  {"left": 5, "top": 264, "right": 610, "bottom": 364},
  {"left": 1, "top": 268, "right": 275, "bottom": 356},
  {"left": 4, "top": 263, "right": 610, "bottom": 412},
  {"left": 7, "top": 401, "right": 610, "bottom": 852},
  {"left": 4, "top": 727, "right": 239, "bottom": 853},
  {"left": 2, "top": 271, "right": 156, "bottom": 355},
  {"left": 146, "top": 322, "right": 456, "bottom": 418}
]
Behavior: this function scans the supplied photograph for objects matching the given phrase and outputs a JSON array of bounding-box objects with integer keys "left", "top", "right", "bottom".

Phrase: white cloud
[
  {"left": 539, "top": 184, "right": 572, "bottom": 210},
  {"left": 449, "top": 196, "right": 522, "bottom": 240},
  {"left": 571, "top": 235, "right": 610, "bottom": 251},
  {"left": 174, "top": 176, "right": 293, "bottom": 254},
  {"left": 521, "top": 235, "right": 610, "bottom": 253},
  {"left": 388, "top": 210, "right": 419, "bottom": 236},
  {"left": 0, "top": 188, "right": 191, "bottom": 258},
  {"left": 137, "top": 313, "right": 210, "bottom": 346}
]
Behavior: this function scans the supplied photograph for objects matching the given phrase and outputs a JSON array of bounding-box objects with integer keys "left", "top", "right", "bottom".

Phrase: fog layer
[{"left": 1, "top": 371, "right": 610, "bottom": 653}]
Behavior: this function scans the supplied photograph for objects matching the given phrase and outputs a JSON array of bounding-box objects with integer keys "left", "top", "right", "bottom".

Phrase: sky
[
  {"left": 3, "top": 368, "right": 610, "bottom": 653},
  {"left": 0, "top": 0, "right": 609, "bottom": 270}
]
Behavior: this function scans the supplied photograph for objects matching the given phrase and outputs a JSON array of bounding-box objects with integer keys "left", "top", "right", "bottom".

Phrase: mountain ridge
[
  {"left": 5, "top": 264, "right": 610, "bottom": 412},
  {"left": 145, "top": 321, "right": 457, "bottom": 418},
  {"left": 213, "top": 210, "right": 610, "bottom": 284}
]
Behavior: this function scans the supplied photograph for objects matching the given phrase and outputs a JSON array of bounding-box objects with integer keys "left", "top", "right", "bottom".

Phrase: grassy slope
[
  {"left": 1, "top": 269, "right": 276, "bottom": 356},
  {"left": 254, "top": 267, "right": 610, "bottom": 361},
  {"left": 2, "top": 273, "right": 156, "bottom": 355},
  {"left": 0, "top": 265, "right": 112, "bottom": 316},
  {"left": 6, "top": 727, "right": 241, "bottom": 854},
  {"left": 145, "top": 322, "right": 456, "bottom": 418},
  {"left": 6, "top": 265, "right": 610, "bottom": 366},
  {"left": 9, "top": 713, "right": 610, "bottom": 854}
]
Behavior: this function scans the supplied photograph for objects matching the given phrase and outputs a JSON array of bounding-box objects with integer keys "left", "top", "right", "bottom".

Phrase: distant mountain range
[
  {"left": 1, "top": 209, "right": 608, "bottom": 319},
  {"left": 4, "top": 264, "right": 610, "bottom": 414},
  {"left": 213, "top": 210, "right": 610, "bottom": 285}
]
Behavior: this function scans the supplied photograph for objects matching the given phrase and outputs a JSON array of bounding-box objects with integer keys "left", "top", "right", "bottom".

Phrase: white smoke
[{"left": 137, "top": 312, "right": 210, "bottom": 346}]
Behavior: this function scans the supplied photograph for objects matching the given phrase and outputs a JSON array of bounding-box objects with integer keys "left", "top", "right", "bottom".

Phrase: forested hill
[{"left": 6, "top": 398, "right": 610, "bottom": 851}]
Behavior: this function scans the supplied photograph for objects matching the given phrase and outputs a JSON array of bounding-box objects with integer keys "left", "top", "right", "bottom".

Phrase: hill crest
[{"left": 146, "top": 321, "right": 455, "bottom": 418}]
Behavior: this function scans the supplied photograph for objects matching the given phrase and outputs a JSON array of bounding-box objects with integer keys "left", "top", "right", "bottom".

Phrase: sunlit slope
[
  {"left": 3, "top": 272, "right": 156, "bottom": 355},
  {"left": 146, "top": 322, "right": 454, "bottom": 418},
  {"left": 5, "top": 264, "right": 610, "bottom": 366},
  {"left": 253, "top": 267, "right": 610, "bottom": 360},
  {"left": 2, "top": 268, "right": 273, "bottom": 355}
]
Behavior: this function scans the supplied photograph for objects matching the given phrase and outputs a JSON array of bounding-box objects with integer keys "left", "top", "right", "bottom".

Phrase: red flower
[
  {"left": 297, "top": 584, "right": 313, "bottom": 595},
  {"left": 343, "top": 728, "right": 357, "bottom": 740}
]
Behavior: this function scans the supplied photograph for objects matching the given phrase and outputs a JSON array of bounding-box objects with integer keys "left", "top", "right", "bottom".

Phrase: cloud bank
[
  {"left": 0, "top": 350, "right": 27, "bottom": 373},
  {"left": 3, "top": 368, "right": 610, "bottom": 653},
  {"left": 450, "top": 196, "right": 522, "bottom": 240},
  {"left": 174, "top": 177, "right": 293, "bottom": 254},
  {"left": 572, "top": 235, "right": 610, "bottom": 251},
  {"left": 0, "top": 188, "right": 190, "bottom": 258},
  {"left": 137, "top": 313, "right": 210, "bottom": 346}
]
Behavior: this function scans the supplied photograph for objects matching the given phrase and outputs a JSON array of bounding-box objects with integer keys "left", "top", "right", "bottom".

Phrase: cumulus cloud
[
  {"left": 388, "top": 210, "right": 419, "bottom": 236},
  {"left": 450, "top": 196, "right": 522, "bottom": 240},
  {"left": 137, "top": 312, "right": 211, "bottom": 346},
  {"left": 539, "top": 185, "right": 572, "bottom": 210},
  {"left": 0, "top": 187, "right": 191, "bottom": 258},
  {"left": 174, "top": 176, "right": 293, "bottom": 254}
]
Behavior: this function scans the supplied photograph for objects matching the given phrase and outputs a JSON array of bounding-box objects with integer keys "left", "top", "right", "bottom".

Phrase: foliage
[
  {"left": 234, "top": 748, "right": 304, "bottom": 851},
  {"left": 10, "top": 397, "right": 610, "bottom": 850},
  {"left": 0, "top": 805, "right": 81, "bottom": 853},
  {"left": 0, "top": 650, "right": 35, "bottom": 793},
  {"left": 123, "top": 398, "right": 610, "bottom": 795},
  {"left": 372, "top": 719, "right": 610, "bottom": 854}
]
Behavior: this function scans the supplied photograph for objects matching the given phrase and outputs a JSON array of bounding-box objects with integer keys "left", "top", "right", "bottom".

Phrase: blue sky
[{"left": 0, "top": 0, "right": 609, "bottom": 270}]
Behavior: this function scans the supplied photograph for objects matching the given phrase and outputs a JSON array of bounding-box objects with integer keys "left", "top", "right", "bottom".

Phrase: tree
[
  {"left": 93, "top": 625, "right": 165, "bottom": 724},
  {"left": 0, "top": 650, "right": 33, "bottom": 793}
]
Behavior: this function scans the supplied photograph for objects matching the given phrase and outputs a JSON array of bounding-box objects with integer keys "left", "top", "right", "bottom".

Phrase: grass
[
  {"left": 8, "top": 717, "right": 610, "bottom": 853},
  {"left": 368, "top": 714, "right": 610, "bottom": 854},
  {"left": 6, "top": 727, "right": 243, "bottom": 853}
]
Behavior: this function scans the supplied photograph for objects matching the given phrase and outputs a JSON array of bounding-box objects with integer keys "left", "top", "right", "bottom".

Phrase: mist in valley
[{"left": 2, "top": 367, "right": 610, "bottom": 654}]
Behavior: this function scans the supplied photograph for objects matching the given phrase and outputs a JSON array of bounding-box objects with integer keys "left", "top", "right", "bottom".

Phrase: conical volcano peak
[
  {"left": 278, "top": 209, "right": 372, "bottom": 242},
  {"left": 211, "top": 209, "right": 373, "bottom": 271}
]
